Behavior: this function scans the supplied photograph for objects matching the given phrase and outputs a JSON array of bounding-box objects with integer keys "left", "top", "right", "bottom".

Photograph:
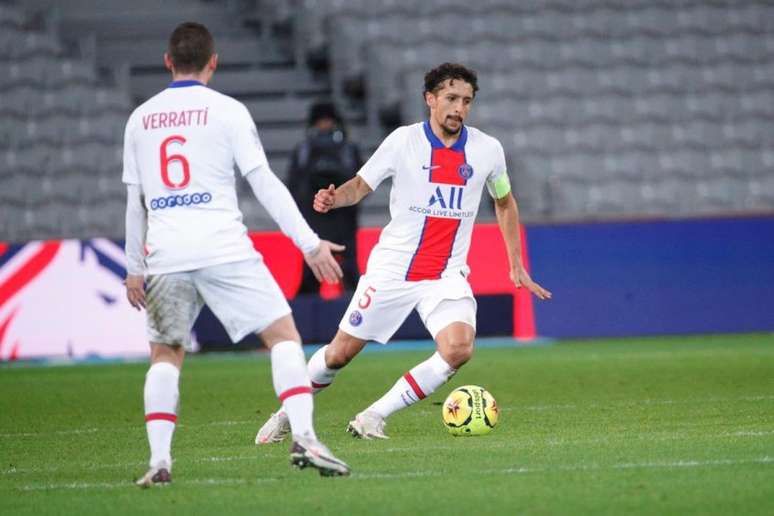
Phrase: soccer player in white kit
[
  {"left": 256, "top": 63, "right": 551, "bottom": 443},
  {"left": 123, "top": 23, "right": 350, "bottom": 485}
]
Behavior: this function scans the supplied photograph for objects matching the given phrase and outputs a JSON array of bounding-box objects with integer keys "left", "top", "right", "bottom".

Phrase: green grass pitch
[{"left": 2, "top": 333, "right": 773, "bottom": 515}]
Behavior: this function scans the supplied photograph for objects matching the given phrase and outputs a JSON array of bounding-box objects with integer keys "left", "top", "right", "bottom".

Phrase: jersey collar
[
  {"left": 422, "top": 119, "right": 467, "bottom": 152},
  {"left": 168, "top": 80, "right": 205, "bottom": 88}
]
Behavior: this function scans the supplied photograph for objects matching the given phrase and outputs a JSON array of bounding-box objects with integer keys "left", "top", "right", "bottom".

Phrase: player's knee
[
  {"left": 442, "top": 339, "right": 474, "bottom": 369},
  {"left": 150, "top": 343, "right": 184, "bottom": 368}
]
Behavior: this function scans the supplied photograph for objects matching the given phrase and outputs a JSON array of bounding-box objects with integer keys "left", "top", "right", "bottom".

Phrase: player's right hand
[
  {"left": 125, "top": 274, "right": 146, "bottom": 310},
  {"left": 511, "top": 267, "right": 552, "bottom": 300},
  {"left": 313, "top": 184, "right": 336, "bottom": 213},
  {"left": 304, "top": 240, "right": 346, "bottom": 283}
]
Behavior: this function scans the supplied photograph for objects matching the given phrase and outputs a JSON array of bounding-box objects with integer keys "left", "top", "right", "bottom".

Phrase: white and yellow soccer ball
[{"left": 442, "top": 385, "right": 499, "bottom": 436}]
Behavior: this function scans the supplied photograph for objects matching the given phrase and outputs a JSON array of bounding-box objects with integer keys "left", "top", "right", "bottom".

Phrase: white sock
[
  {"left": 367, "top": 352, "right": 456, "bottom": 419},
  {"left": 271, "top": 340, "right": 316, "bottom": 440},
  {"left": 307, "top": 345, "right": 339, "bottom": 394},
  {"left": 143, "top": 362, "right": 180, "bottom": 469}
]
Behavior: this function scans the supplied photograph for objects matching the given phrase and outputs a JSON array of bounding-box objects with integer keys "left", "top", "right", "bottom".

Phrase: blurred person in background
[{"left": 287, "top": 102, "right": 362, "bottom": 294}]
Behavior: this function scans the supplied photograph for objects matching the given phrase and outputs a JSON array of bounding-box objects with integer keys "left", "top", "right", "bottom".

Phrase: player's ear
[
  {"left": 163, "top": 52, "right": 174, "bottom": 72},
  {"left": 424, "top": 91, "right": 435, "bottom": 109},
  {"left": 208, "top": 53, "right": 218, "bottom": 72}
]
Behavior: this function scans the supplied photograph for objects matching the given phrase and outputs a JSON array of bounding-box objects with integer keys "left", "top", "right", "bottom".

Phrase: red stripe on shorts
[
  {"left": 403, "top": 372, "right": 426, "bottom": 400},
  {"left": 145, "top": 412, "right": 177, "bottom": 423},
  {"left": 278, "top": 386, "right": 313, "bottom": 401}
]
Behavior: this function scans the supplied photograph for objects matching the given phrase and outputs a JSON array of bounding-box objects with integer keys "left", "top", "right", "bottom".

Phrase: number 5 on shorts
[{"left": 358, "top": 286, "right": 376, "bottom": 309}]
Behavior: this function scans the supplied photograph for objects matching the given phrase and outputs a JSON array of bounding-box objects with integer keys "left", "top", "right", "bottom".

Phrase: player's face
[{"left": 425, "top": 79, "right": 475, "bottom": 137}]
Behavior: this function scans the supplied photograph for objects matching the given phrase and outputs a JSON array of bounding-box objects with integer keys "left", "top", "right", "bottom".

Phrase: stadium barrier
[
  {"left": 527, "top": 215, "right": 774, "bottom": 338},
  {"left": 1, "top": 216, "right": 772, "bottom": 360}
]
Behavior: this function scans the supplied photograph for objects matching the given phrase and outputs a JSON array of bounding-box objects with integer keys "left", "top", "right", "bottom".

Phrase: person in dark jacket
[{"left": 287, "top": 102, "right": 362, "bottom": 294}]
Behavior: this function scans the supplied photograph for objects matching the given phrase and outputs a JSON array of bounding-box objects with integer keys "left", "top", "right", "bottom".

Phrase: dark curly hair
[
  {"left": 168, "top": 22, "right": 214, "bottom": 74},
  {"left": 424, "top": 63, "right": 479, "bottom": 97}
]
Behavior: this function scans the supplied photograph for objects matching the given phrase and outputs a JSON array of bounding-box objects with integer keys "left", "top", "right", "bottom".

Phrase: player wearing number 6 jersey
[
  {"left": 123, "top": 23, "right": 350, "bottom": 485},
  {"left": 256, "top": 63, "right": 552, "bottom": 443}
]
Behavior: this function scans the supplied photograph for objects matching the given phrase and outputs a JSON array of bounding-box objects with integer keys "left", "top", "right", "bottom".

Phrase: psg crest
[
  {"left": 349, "top": 310, "right": 363, "bottom": 327},
  {"left": 458, "top": 163, "right": 474, "bottom": 180}
]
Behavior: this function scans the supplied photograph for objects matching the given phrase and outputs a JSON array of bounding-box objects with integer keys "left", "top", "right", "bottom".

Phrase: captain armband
[{"left": 490, "top": 172, "right": 511, "bottom": 199}]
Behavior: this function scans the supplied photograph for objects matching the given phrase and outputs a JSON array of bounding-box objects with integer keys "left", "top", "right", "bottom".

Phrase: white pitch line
[
  {"left": 0, "top": 420, "right": 254, "bottom": 439},
  {"left": 500, "top": 394, "right": 774, "bottom": 413},
  {"left": 4, "top": 395, "right": 773, "bottom": 440},
  {"left": 5, "top": 426, "right": 774, "bottom": 476},
  {"left": 17, "top": 477, "right": 279, "bottom": 492},
  {"left": 726, "top": 430, "right": 774, "bottom": 437},
  {"left": 2, "top": 454, "right": 260, "bottom": 475},
  {"left": 414, "top": 394, "right": 774, "bottom": 416},
  {"left": 363, "top": 428, "right": 774, "bottom": 455},
  {"left": 12, "top": 456, "right": 774, "bottom": 491},
  {"left": 0, "top": 428, "right": 100, "bottom": 438}
]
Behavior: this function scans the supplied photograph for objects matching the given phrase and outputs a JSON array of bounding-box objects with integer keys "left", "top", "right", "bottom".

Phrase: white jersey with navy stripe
[
  {"left": 122, "top": 80, "right": 265, "bottom": 275},
  {"left": 357, "top": 121, "right": 508, "bottom": 281}
]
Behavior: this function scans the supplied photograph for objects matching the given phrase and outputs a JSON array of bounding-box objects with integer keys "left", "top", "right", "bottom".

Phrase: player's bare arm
[
  {"left": 494, "top": 193, "right": 552, "bottom": 300},
  {"left": 313, "top": 175, "right": 372, "bottom": 213}
]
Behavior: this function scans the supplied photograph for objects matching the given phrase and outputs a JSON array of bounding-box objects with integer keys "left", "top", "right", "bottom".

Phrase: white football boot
[
  {"left": 255, "top": 410, "right": 290, "bottom": 445},
  {"left": 290, "top": 436, "right": 351, "bottom": 477},
  {"left": 346, "top": 410, "right": 389, "bottom": 440},
  {"left": 135, "top": 460, "right": 172, "bottom": 488}
]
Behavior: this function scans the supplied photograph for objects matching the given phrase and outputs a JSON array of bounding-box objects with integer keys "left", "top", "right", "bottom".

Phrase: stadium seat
[{"left": 3, "top": 0, "right": 774, "bottom": 239}]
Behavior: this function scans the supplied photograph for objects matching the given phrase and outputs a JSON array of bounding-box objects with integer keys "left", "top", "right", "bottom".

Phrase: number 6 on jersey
[{"left": 160, "top": 135, "right": 190, "bottom": 190}]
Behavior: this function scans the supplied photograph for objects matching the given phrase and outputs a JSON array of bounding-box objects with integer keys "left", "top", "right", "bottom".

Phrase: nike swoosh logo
[{"left": 422, "top": 165, "right": 441, "bottom": 170}]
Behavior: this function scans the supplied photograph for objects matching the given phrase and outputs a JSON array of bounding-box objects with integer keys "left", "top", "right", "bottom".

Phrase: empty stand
[
  {"left": 316, "top": 1, "right": 774, "bottom": 219},
  {"left": 3, "top": 0, "right": 773, "bottom": 243}
]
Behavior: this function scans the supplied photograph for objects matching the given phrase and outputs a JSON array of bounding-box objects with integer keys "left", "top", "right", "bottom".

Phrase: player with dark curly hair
[{"left": 256, "top": 62, "right": 551, "bottom": 443}]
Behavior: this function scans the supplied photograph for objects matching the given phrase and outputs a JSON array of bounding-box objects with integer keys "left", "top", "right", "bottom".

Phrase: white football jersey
[
  {"left": 122, "top": 80, "right": 266, "bottom": 275},
  {"left": 359, "top": 121, "right": 509, "bottom": 281}
]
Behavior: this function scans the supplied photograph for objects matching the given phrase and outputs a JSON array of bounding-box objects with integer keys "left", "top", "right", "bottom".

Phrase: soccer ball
[{"left": 441, "top": 385, "right": 499, "bottom": 436}]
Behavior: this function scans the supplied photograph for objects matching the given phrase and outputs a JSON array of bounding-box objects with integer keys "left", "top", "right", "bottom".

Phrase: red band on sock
[
  {"left": 311, "top": 381, "right": 330, "bottom": 389},
  {"left": 403, "top": 372, "right": 426, "bottom": 400},
  {"left": 145, "top": 412, "right": 177, "bottom": 423},
  {"left": 278, "top": 386, "right": 313, "bottom": 402}
]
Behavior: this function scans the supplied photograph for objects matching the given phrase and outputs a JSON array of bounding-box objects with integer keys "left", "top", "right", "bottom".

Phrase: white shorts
[
  {"left": 145, "top": 258, "right": 291, "bottom": 350},
  {"left": 339, "top": 273, "right": 477, "bottom": 344}
]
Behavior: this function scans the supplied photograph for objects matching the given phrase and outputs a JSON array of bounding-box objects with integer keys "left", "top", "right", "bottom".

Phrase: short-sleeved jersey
[
  {"left": 358, "top": 121, "right": 509, "bottom": 281},
  {"left": 122, "top": 80, "right": 266, "bottom": 275}
]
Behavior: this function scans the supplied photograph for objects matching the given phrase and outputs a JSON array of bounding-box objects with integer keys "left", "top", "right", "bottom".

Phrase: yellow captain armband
[{"left": 491, "top": 172, "right": 511, "bottom": 199}]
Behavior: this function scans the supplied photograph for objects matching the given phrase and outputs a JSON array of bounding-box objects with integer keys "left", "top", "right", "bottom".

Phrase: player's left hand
[
  {"left": 511, "top": 267, "right": 552, "bottom": 300},
  {"left": 125, "top": 274, "right": 146, "bottom": 310},
  {"left": 305, "top": 240, "right": 346, "bottom": 283}
]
